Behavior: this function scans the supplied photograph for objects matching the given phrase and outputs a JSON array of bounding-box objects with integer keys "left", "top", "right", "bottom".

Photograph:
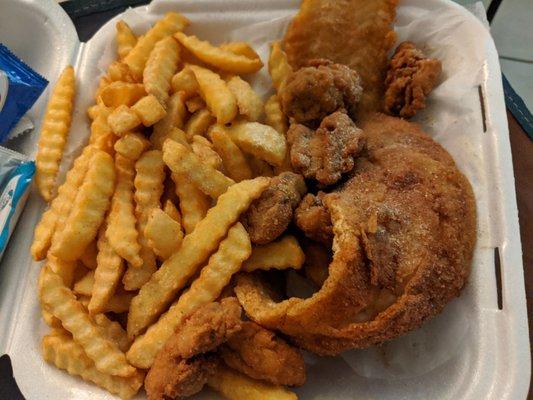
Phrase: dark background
[{"left": 1, "top": 0, "right": 531, "bottom": 399}]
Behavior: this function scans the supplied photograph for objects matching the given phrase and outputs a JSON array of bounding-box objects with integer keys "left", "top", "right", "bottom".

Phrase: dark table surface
[{"left": 0, "top": 4, "right": 532, "bottom": 400}]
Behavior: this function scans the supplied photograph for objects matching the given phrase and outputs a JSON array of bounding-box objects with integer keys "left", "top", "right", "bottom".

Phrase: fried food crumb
[
  {"left": 280, "top": 59, "right": 362, "bottom": 125},
  {"left": 384, "top": 41, "right": 442, "bottom": 118},
  {"left": 243, "top": 172, "right": 307, "bottom": 245},
  {"left": 288, "top": 111, "right": 364, "bottom": 186}
]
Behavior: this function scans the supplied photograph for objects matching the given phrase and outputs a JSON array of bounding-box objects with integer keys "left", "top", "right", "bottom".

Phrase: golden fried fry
[
  {"left": 143, "top": 36, "right": 181, "bottom": 104},
  {"left": 116, "top": 20, "right": 137, "bottom": 60},
  {"left": 39, "top": 266, "right": 135, "bottom": 377},
  {"left": 80, "top": 240, "right": 98, "bottom": 270},
  {"left": 163, "top": 199, "right": 181, "bottom": 224},
  {"left": 42, "top": 331, "right": 143, "bottom": 399},
  {"left": 268, "top": 41, "right": 292, "bottom": 92},
  {"left": 151, "top": 126, "right": 188, "bottom": 152},
  {"left": 151, "top": 91, "right": 188, "bottom": 149},
  {"left": 209, "top": 125, "right": 253, "bottom": 182},
  {"left": 93, "top": 314, "right": 132, "bottom": 353},
  {"left": 47, "top": 254, "right": 78, "bottom": 288},
  {"left": 107, "top": 61, "right": 136, "bottom": 83},
  {"left": 220, "top": 42, "right": 261, "bottom": 61},
  {"left": 226, "top": 121, "right": 287, "bottom": 166},
  {"left": 87, "top": 102, "right": 108, "bottom": 121},
  {"left": 100, "top": 82, "right": 146, "bottom": 108},
  {"left": 126, "top": 178, "right": 268, "bottom": 338},
  {"left": 170, "top": 66, "right": 198, "bottom": 97},
  {"left": 95, "top": 76, "right": 110, "bottom": 101},
  {"left": 131, "top": 94, "right": 167, "bottom": 126},
  {"left": 189, "top": 65, "right": 237, "bottom": 124},
  {"left": 89, "top": 225, "right": 125, "bottom": 315},
  {"left": 191, "top": 135, "right": 223, "bottom": 170},
  {"left": 31, "top": 146, "right": 96, "bottom": 261},
  {"left": 264, "top": 95, "right": 288, "bottom": 135},
  {"left": 175, "top": 33, "right": 263, "bottom": 74},
  {"left": 185, "top": 95, "right": 206, "bottom": 113},
  {"left": 73, "top": 270, "right": 94, "bottom": 297},
  {"left": 144, "top": 208, "right": 183, "bottom": 260},
  {"left": 172, "top": 173, "right": 210, "bottom": 234},
  {"left": 36, "top": 66, "right": 76, "bottom": 201},
  {"left": 126, "top": 223, "right": 250, "bottom": 368},
  {"left": 226, "top": 76, "right": 264, "bottom": 121},
  {"left": 107, "top": 105, "right": 141, "bottom": 136},
  {"left": 89, "top": 107, "right": 116, "bottom": 153},
  {"left": 123, "top": 150, "right": 164, "bottom": 290},
  {"left": 106, "top": 154, "right": 143, "bottom": 267},
  {"left": 124, "top": 12, "right": 189, "bottom": 79},
  {"left": 243, "top": 236, "right": 305, "bottom": 272},
  {"left": 163, "top": 139, "right": 234, "bottom": 198},
  {"left": 106, "top": 292, "right": 134, "bottom": 314},
  {"left": 184, "top": 108, "right": 215, "bottom": 139},
  {"left": 50, "top": 151, "right": 115, "bottom": 261},
  {"left": 114, "top": 132, "right": 150, "bottom": 161},
  {"left": 208, "top": 367, "right": 297, "bottom": 400}
]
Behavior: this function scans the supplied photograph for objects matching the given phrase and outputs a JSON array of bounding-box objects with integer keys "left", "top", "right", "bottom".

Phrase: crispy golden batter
[
  {"left": 283, "top": 0, "right": 398, "bottom": 115},
  {"left": 145, "top": 298, "right": 242, "bottom": 399},
  {"left": 235, "top": 113, "right": 476, "bottom": 355},
  {"left": 280, "top": 59, "right": 362, "bottom": 125},
  {"left": 294, "top": 192, "right": 333, "bottom": 245},
  {"left": 384, "top": 41, "right": 442, "bottom": 118},
  {"left": 302, "top": 241, "right": 332, "bottom": 287},
  {"left": 242, "top": 172, "right": 307, "bottom": 245},
  {"left": 287, "top": 111, "right": 365, "bottom": 186},
  {"left": 220, "top": 321, "right": 306, "bottom": 387}
]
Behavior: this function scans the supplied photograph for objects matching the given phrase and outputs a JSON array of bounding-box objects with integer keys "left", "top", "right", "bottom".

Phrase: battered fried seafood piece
[
  {"left": 294, "top": 192, "right": 333, "bottom": 244},
  {"left": 288, "top": 111, "right": 365, "bottom": 186},
  {"left": 235, "top": 114, "right": 476, "bottom": 356},
  {"left": 220, "top": 321, "right": 306, "bottom": 387},
  {"left": 145, "top": 298, "right": 242, "bottom": 400},
  {"left": 280, "top": 59, "right": 362, "bottom": 125},
  {"left": 384, "top": 41, "right": 442, "bottom": 118},
  {"left": 243, "top": 172, "right": 307, "bottom": 245}
]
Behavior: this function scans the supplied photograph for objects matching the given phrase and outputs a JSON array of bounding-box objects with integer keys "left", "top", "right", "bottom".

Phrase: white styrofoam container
[{"left": 0, "top": 0, "right": 529, "bottom": 399}]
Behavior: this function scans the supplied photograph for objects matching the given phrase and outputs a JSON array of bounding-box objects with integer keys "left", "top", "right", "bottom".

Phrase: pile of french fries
[{"left": 33, "top": 11, "right": 304, "bottom": 400}]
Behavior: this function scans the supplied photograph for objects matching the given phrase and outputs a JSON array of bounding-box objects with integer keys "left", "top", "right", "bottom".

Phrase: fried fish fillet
[
  {"left": 235, "top": 113, "right": 476, "bottom": 355},
  {"left": 283, "top": 0, "right": 398, "bottom": 115}
]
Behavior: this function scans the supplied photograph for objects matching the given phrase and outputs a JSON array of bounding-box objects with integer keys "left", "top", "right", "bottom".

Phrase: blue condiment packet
[{"left": 0, "top": 43, "right": 48, "bottom": 143}]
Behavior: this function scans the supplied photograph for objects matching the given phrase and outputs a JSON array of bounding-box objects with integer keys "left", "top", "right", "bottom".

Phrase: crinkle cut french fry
[
  {"left": 126, "top": 223, "right": 251, "bottom": 368},
  {"left": 39, "top": 266, "right": 135, "bottom": 377},
  {"left": 264, "top": 94, "right": 288, "bottom": 135},
  {"left": 93, "top": 314, "right": 132, "bottom": 353},
  {"left": 73, "top": 270, "right": 94, "bottom": 297},
  {"left": 124, "top": 12, "right": 189, "bottom": 79},
  {"left": 36, "top": 66, "right": 76, "bottom": 201},
  {"left": 185, "top": 95, "right": 206, "bottom": 113},
  {"left": 89, "top": 107, "right": 116, "bottom": 154},
  {"left": 143, "top": 36, "right": 180, "bottom": 104},
  {"left": 31, "top": 145, "right": 97, "bottom": 261},
  {"left": 89, "top": 225, "right": 125, "bottom": 315},
  {"left": 47, "top": 254, "right": 78, "bottom": 288},
  {"left": 107, "top": 105, "right": 142, "bottom": 136},
  {"left": 209, "top": 125, "right": 253, "bottom": 182},
  {"left": 268, "top": 41, "right": 293, "bottom": 92},
  {"left": 100, "top": 82, "right": 146, "bottom": 108},
  {"left": 123, "top": 150, "right": 164, "bottom": 290},
  {"left": 208, "top": 366, "right": 298, "bottom": 400},
  {"left": 163, "top": 199, "right": 181, "bottom": 224},
  {"left": 170, "top": 66, "right": 198, "bottom": 97},
  {"left": 226, "top": 121, "right": 287, "bottom": 167},
  {"left": 106, "top": 154, "right": 143, "bottom": 268},
  {"left": 42, "top": 307, "right": 62, "bottom": 328},
  {"left": 116, "top": 20, "right": 137, "bottom": 60},
  {"left": 151, "top": 92, "right": 188, "bottom": 149},
  {"left": 126, "top": 177, "right": 269, "bottom": 339},
  {"left": 172, "top": 172, "right": 210, "bottom": 234},
  {"left": 188, "top": 65, "right": 237, "bottom": 125},
  {"left": 42, "top": 331, "right": 143, "bottom": 399},
  {"left": 50, "top": 151, "right": 115, "bottom": 261},
  {"left": 175, "top": 32, "right": 263, "bottom": 74},
  {"left": 191, "top": 135, "right": 223, "bottom": 170},
  {"left": 243, "top": 236, "right": 305, "bottom": 272},
  {"left": 151, "top": 126, "right": 189, "bottom": 153},
  {"left": 107, "top": 61, "right": 136, "bottom": 83},
  {"left": 144, "top": 208, "right": 183, "bottom": 260},
  {"left": 114, "top": 132, "right": 150, "bottom": 161},
  {"left": 163, "top": 140, "right": 234, "bottom": 198},
  {"left": 220, "top": 42, "right": 261, "bottom": 61},
  {"left": 226, "top": 76, "right": 264, "bottom": 122},
  {"left": 184, "top": 108, "right": 214, "bottom": 139},
  {"left": 131, "top": 94, "right": 167, "bottom": 126},
  {"left": 80, "top": 240, "right": 98, "bottom": 270}
]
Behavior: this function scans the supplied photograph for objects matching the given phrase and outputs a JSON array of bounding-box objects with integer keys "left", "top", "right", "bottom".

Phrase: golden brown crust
[{"left": 235, "top": 113, "right": 476, "bottom": 355}]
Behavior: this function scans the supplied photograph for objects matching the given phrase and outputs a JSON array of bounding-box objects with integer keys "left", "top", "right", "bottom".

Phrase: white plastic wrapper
[{"left": 0, "top": 1, "right": 528, "bottom": 400}]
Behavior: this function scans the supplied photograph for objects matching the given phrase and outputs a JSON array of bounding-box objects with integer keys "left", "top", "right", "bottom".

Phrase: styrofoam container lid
[{"left": 0, "top": 0, "right": 529, "bottom": 399}]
